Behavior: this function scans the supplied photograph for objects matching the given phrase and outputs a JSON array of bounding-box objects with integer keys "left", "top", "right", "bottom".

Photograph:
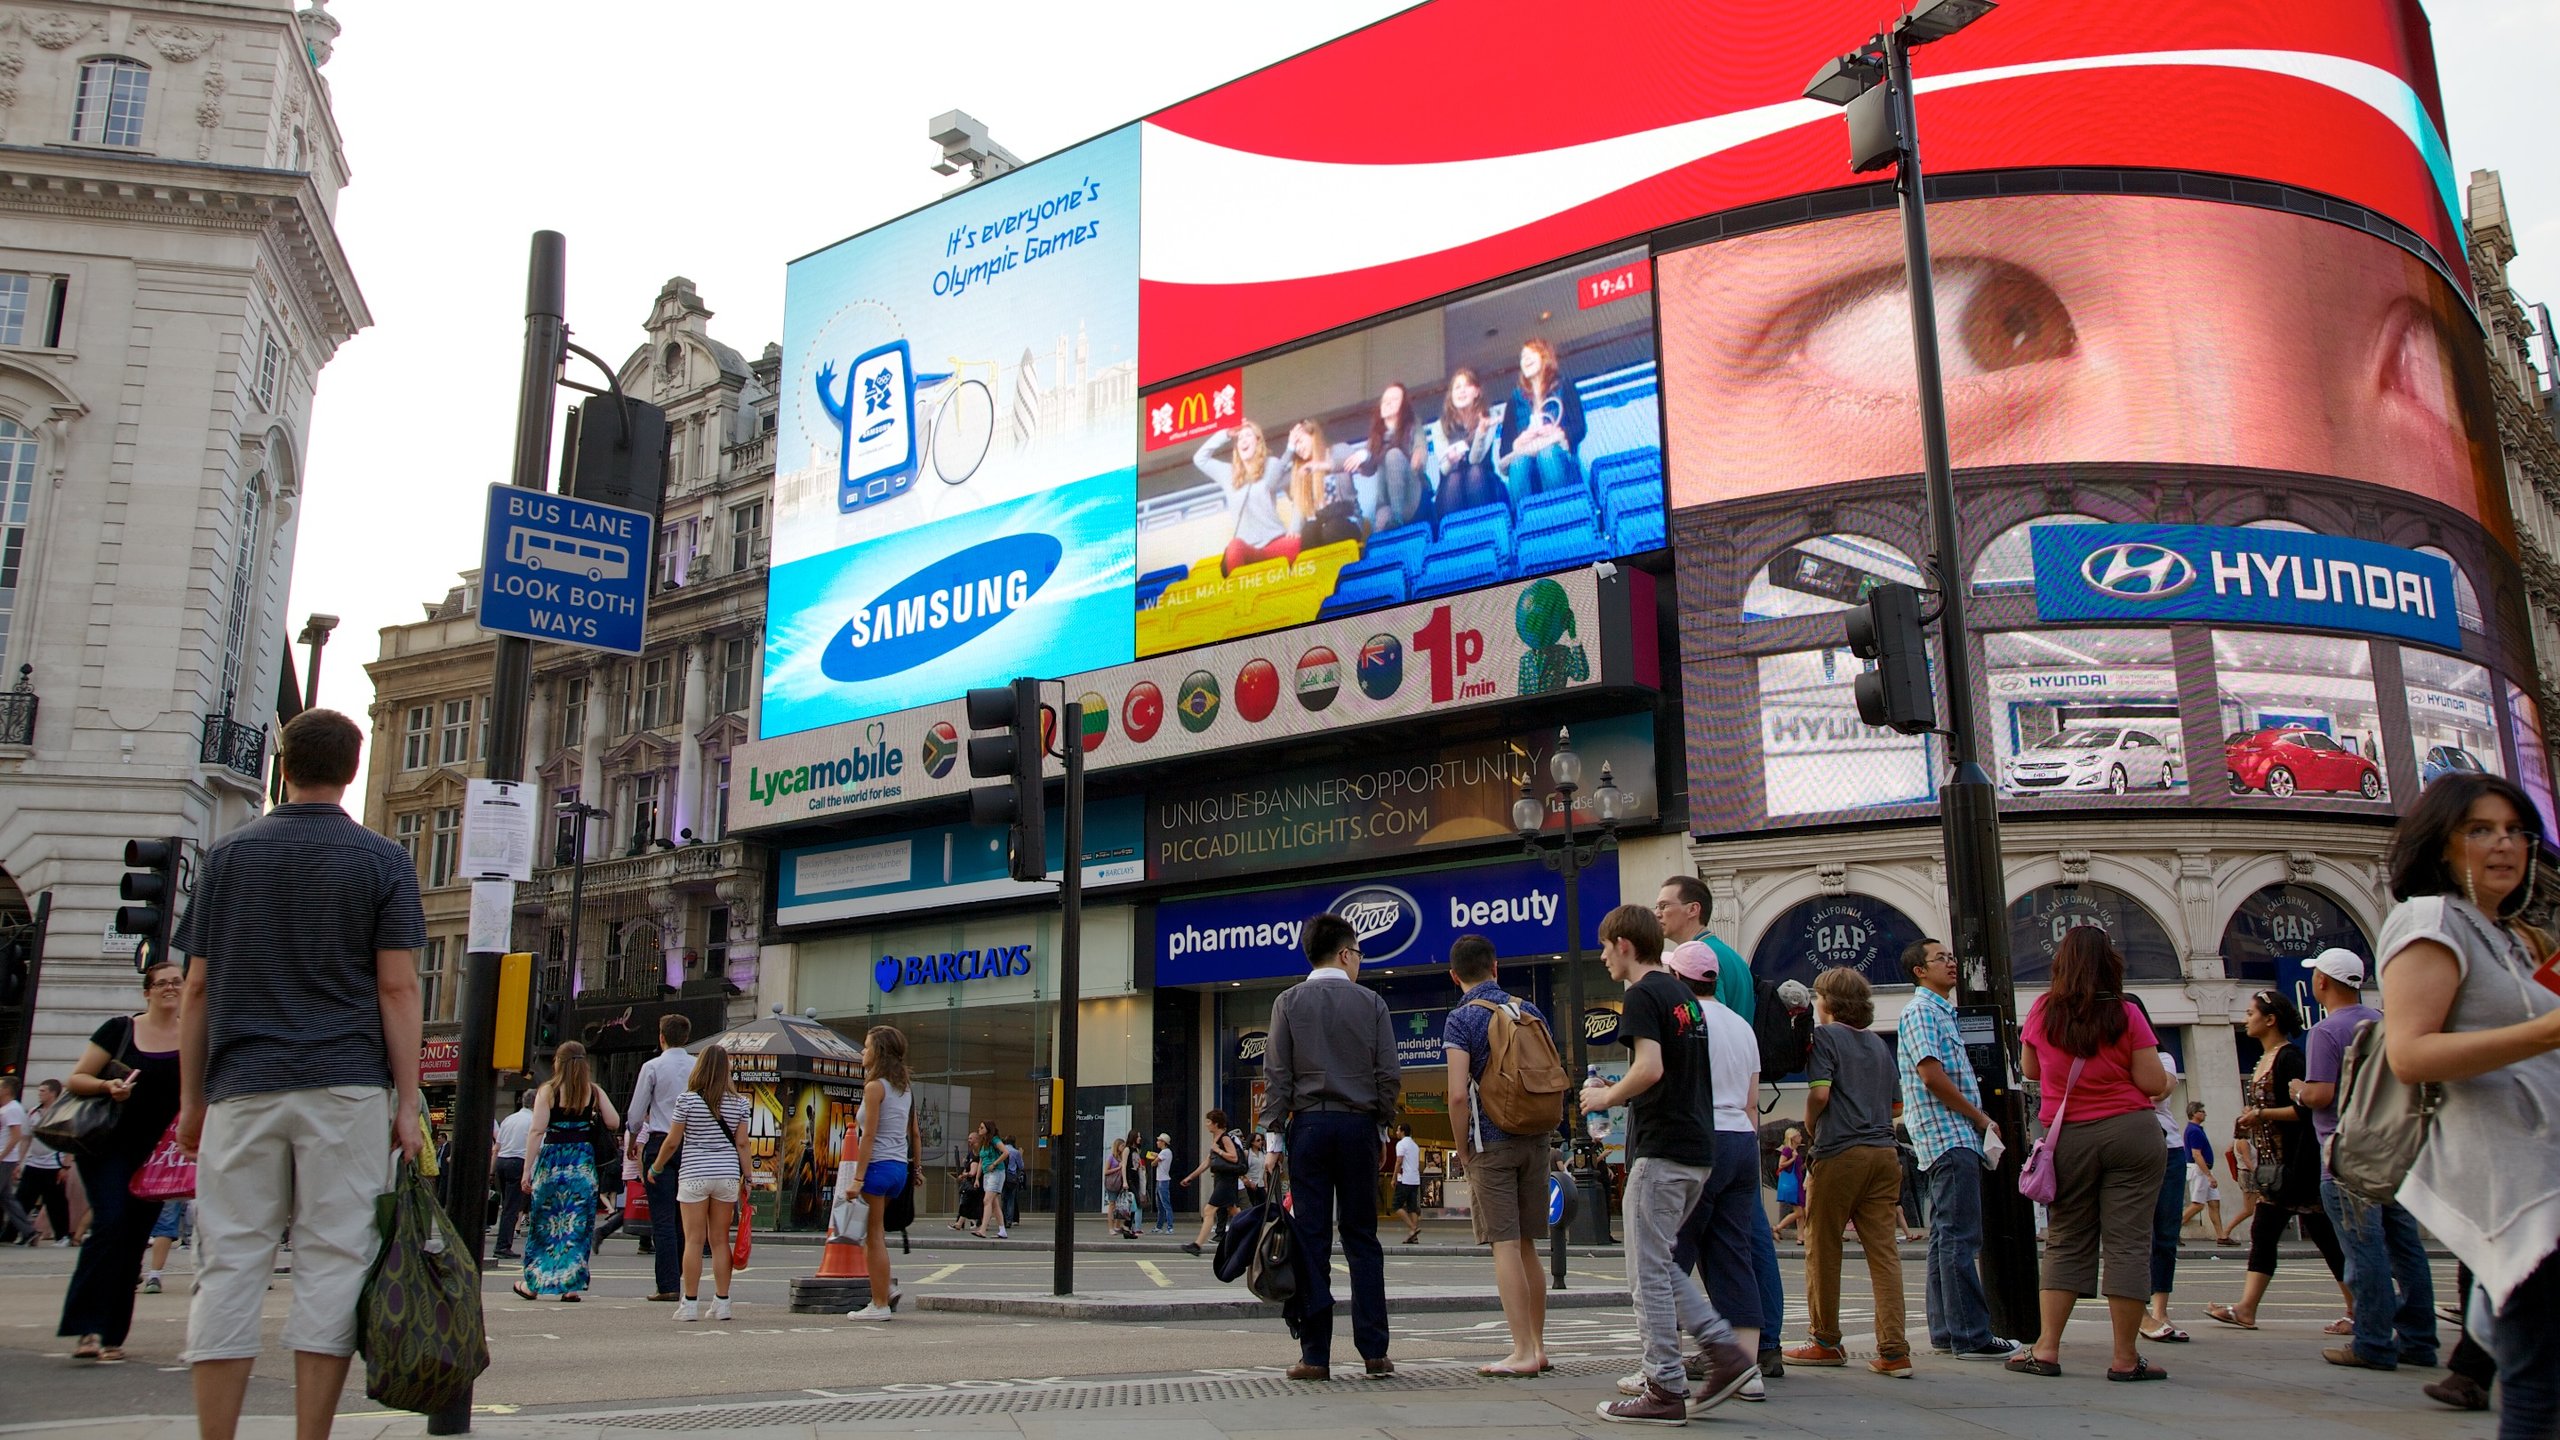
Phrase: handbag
[
  {"left": 731, "top": 1206, "right": 752, "bottom": 1270},
  {"left": 2017, "top": 1056, "right": 2087, "bottom": 1205},
  {"left": 130, "top": 1119, "right": 197, "bottom": 1201},
  {"left": 1209, "top": 1134, "right": 1246, "bottom": 1177},
  {"left": 356, "top": 1159, "right": 489, "bottom": 1413},
  {"left": 33, "top": 1018, "right": 133, "bottom": 1156},
  {"left": 2327, "top": 1016, "right": 2441, "bottom": 1207},
  {"left": 2245, "top": 1065, "right": 2287, "bottom": 1194}
]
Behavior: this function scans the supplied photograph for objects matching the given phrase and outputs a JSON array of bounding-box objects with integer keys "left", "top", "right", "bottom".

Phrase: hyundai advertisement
[{"left": 766, "top": 126, "right": 1141, "bottom": 737}]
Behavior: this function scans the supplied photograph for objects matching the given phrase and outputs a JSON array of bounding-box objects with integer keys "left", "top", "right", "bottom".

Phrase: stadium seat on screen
[
  {"left": 1438, "top": 507, "right": 1512, "bottom": 560},
  {"left": 1518, "top": 486, "right": 1598, "bottom": 537},
  {"left": 1591, "top": 447, "right": 1661, "bottom": 494},
  {"left": 1364, "top": 523, "right": 1432, "bottom": 582},
  {"left": 1614, "top": 505, "right": 1666, "bottom": 553},
  {"left": 1415, "top": 543, "right": 1505, "bottom": 598},
  {"left": 1319, "top": 567, "right": 1409, "bottom": 618},
  {"left": 1516, "top": 523, "right": 1610, "bottom": 574}
]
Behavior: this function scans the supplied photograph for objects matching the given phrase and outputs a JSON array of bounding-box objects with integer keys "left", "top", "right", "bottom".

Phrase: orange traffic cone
[
  {"left": 791, "top": 1213, "right": 872, "bottom": 1313},
  {"left": 815, "top": 1219, "right": 868, "bottom": 1279}
]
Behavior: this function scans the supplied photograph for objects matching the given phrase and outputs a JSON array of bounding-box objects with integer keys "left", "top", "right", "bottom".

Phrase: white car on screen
[{"left": 2001, "top": 726, "right": 2180, "bottom": 796}]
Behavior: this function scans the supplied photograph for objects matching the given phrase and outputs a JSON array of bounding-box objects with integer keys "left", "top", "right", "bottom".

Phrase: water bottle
[{"left": 1585, "top": 1066, "right": 1609, "bottom": 1143}]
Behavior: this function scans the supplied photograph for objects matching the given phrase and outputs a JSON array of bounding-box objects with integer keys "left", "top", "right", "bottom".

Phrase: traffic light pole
[
  {"left": 433, "top": 231, "right": 564, "bottom": 1437},
  {"left": 1052, "top": 700, "right": 1082, "bottom": 1298},
  {"left": 1881, "top": 31, "right": 2036, "bottom": 1340}
]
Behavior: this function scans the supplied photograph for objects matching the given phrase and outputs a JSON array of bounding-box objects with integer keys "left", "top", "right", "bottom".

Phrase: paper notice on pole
[
  {"left": 462, "top": 778, "right": 539, "bottom": 883},
  {"left": 468, "top": 878, "right": 516, "bottom": 953}
]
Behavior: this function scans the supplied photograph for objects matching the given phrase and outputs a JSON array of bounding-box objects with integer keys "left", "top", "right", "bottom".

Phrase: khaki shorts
[
  {"left": 1466, "top": 1132, "right": 1554, "bottom": 1245},
  {"left": 677, "top": 1174, "right": 740, "bottom": 1204},
  {"left": 186, "top": 1085, "right": 392, "bottom": 1362}
]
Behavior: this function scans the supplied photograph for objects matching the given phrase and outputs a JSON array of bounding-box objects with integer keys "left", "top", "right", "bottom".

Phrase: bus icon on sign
[{"left": 508, "top": 527, "right": 629, "bottom": 582}]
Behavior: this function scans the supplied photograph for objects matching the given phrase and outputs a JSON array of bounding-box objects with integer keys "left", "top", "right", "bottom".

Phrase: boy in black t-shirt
[{"left": 1583, "top": 905, "right": 1758, "bottom": 1424}]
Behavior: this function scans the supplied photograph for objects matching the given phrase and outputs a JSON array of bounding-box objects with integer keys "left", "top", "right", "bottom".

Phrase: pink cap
[{"left": 1666, "top": 940, "right": 1719, "bottom": 984}]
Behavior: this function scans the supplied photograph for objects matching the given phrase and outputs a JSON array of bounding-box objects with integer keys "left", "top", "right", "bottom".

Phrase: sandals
[
  {"left": 2107, "top": 1358, "right": 2170, "bottom": 1382},
  {"left": 2323, "top": 1317, "right": 2354, "bottom": 1336},
  {"left": 71, "top": 1336, "right": 102, "bottom": 1360},
  {"left": 2004, "top": 1353, "right": 2062, "bottom": 1377},
  {"left": 511, "top": 1281, "right": 538, "bottom": 1302},
  {"left": 2141, "top": 1322, "right": 2191, "bottom": 1343},
  {"left": 97, "top": 1347, "right": 124, "bottom": 1363},
  {"left": 2203, "top": 1304, "right": 2256, "bottom": 1330},
  {"left": 1478, "top": 1363, "right": 1538, "bottom": 1377}
]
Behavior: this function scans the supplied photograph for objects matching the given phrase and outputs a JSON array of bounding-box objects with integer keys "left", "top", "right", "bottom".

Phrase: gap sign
[{"left": 478, "top": 485, "right": 653, "bottom": 656}]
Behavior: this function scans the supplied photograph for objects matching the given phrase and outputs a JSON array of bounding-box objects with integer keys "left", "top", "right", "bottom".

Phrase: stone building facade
[
  {"left": 361, "top": 278, "right": 773, "bottom": 1097},
  {"left": 2469, "top": 168, "right": 2560, "bottom": 734},
  {"left": 0, "top": 0, "right": 365, "bottom": 1072}
]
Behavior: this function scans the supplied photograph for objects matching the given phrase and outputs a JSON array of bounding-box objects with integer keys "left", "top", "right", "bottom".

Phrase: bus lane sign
[{"left": 478, "top": 484, "right": 654, "bottom": 655}]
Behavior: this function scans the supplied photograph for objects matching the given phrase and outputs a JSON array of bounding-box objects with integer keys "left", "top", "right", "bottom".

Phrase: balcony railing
[
  {"left": 200, "top": 708, "right": 266, "bottom": 779},
  {"left": 543, "top": 838, "right": 754, "bottom": 894},
  {"left": 0, "top": 665, "right": 34, "bottom": 746}
]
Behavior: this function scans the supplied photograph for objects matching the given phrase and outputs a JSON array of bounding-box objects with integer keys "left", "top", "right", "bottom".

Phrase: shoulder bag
[
  {"left": 2326, "top": 1017, "right": 2440, "bottom": 1208},
  {"left": 1210, "top": 1132, "right": 1246, "bottom": 1177},
  {"left": 2016, "top": 1055, "right": 2087, "bottom": 1205},
  {"left": 33, "top": 1017, "right": 134, "bottom": 1156}
]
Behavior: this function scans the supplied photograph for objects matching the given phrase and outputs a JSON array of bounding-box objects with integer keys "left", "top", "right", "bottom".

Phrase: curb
[{"left": 907, "top": 1287, "right": 1636, "bottom": 1322}]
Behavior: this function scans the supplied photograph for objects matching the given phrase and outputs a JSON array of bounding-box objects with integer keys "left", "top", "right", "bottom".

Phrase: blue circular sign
[{"left": 1328, "top": 883, "right": 1421, "bottom": 964}]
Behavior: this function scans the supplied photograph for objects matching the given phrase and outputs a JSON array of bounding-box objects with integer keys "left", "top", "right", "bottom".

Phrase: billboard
[
  {"left": 730, "top": 567, "right": 1655, "bottom": 834},
  {"left": 774, "top": 796, "right": 1144, "bottom": 929},
  {"left": 1133, "top": 249, "right": 1663, "bottom": 655},
  {"left": 2031, "top": 524, "right": 2461, "bottom": 649},
  {"left": 1136, "top": 0, "right": 2464, "bottom": 386},
  {"left": 766, "top": 126, "right": 1143, "bottom": 737}
]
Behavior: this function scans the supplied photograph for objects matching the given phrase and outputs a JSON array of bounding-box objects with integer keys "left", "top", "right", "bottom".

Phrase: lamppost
[
  {"left": 1801, "top": 0, "right": 2037, "bottom": 1339},
  {"left": 1513, "top": 726, "right": 1619, "bottom": 1286},
  {"left": 555, "top": 799, "right": 607, "bottom": 1024},
  {"left": 297, "top": 613, "right": 340, "bottom": 711}
]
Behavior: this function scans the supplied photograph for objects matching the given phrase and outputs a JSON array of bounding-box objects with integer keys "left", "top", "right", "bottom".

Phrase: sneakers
[
  {"left": 1870, "top": 1355, "right": 1914, "bottom": 1378},
  {"left": 846, "top": 1303, "right": 895, "bottom": 1322},
  {"left": 1687, "top": 1342, "right": 1760, "bottom": 1414},
  {"left": 711, "top": 1296, "right": 733, "bottom": 1322},
  {"left": 996, "top": 1228, "right": 1010, "bottom": 1239},
  {"left": 673, "top": 1298, "right": 700, "bottom": 1322},
  {"left": 1781, "top": 1341, "right": 1847, "bottom": 1367},
  {"left": 1758, "top": 1350, "right": 1784, "bottom": 1378},
  {"left": 1596, "top": 1379, "right": 1690, "bottom": 1426},
  {"left": 1955, "top": 1339, "right": 2026, "bottom": 1362},
  {"left": 1735, "top": 1374, "right": 1767, "bottom": 1403},
  {"left": 141, "top": 1275, "right": 162, "bottom": 1295},
  {"left": 2423, "top": 1375, "right": 2490, "bottom": 1411}
]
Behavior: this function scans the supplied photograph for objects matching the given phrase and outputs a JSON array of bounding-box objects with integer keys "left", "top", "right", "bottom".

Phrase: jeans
[
  {"left": 2488, "top": 1245, "right": 2560, "bottom": 1440},
  {"left": 1923, "top": 1152, "right": 1998, "bottom": 1352},
  {"left": 494, "top": 1156, "right": 528, "bottom": 1254},
  {"left": 60, "top": 1146, "right": 163, "bottom": 1346},
  {"left": 1671, "top": 1132, "right": 1764, "bottom": 1332},
  {"left": 1626, "top": 1157, "right": 1719, "bottom": 1394},
  {"left": 2319, "top": 1177, "right": 2438, "bottom": 1367},
  {"left": 0, "top": 1161, "right": 33, "bottom": 1240},
  {"left": 2149, "top": 1144, "right": 2185, "bottom": 1297},
  {"left": 1155, "top": 1179, "right": 1174, "bottom": 1232},
  {"left": 1751, "top": 1189, "right": 1785, "bottom": 1353},
  {"left": 1503, "top": 443, "right": 1581, "bottom": 501},
  {"left": 1284, "top": 1112, "right": 1390, "bottom": 1367},
  {"left": 642, "top": 1134, "right": 682, "bottom": 1294}
]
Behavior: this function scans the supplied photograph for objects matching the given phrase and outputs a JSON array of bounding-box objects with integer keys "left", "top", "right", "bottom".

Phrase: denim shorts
[
  {"left": 862, "top": 1160, "right": 909, "bottom": 1197},
  {"left": 151, "top": 1200, "right": 188, "bottom": 1240}
]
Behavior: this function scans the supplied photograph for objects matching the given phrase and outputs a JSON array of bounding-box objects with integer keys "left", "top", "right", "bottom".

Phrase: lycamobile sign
[{"left": 746, "top": 723, "right": 907, "bottom": 810}]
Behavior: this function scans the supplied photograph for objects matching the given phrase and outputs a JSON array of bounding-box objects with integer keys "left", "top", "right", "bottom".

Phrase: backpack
[
  {"left": 1464, "top": 997, "right": 1568, "bottom": 1135},
  {"left": 2325, "top": 1016, "right": 2441, "bottom": 1208},
  {"left": 1752, "top": 973, "right": 1812, "bottom": 1083}
]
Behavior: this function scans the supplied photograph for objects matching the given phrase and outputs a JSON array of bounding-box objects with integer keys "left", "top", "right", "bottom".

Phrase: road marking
[
  {"left": 1136, "top": 1261, "right": 1173, "bottom": 1289},
  {"left": 919, "top": 1264, "right": 966, "bottom": 1284}
]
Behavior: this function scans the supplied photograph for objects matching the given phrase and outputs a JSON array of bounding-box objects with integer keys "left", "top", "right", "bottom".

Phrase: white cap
[
  {"left": 1777, "top": 979, "right": 1812, "bottom": 1008},
  {"left": 2308, "top": 948, "right": 2366, "bottom": 988}
]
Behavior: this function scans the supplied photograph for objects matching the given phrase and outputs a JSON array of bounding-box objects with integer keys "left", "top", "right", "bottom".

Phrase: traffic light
[
  {"left": 534, "top": 994, "right": 564, "bottom": 1051},
  {"left": 1844, "top": 583, "right": 1936, "bottom": 735},
  {"left": 965, "top": 677, "right": 1047, "bottom": 883},
  {"left": 560, "top": 394, "right": 668, "bottom": 516},
  {"left": 115, "top": 837, "right": 181, "bottom": 970},
  {"left": 0, "top": 932, "right": 28, "bottom": 1007}
]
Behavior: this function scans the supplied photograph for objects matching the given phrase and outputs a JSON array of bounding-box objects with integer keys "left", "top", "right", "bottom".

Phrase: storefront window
[
  {"left": 2220, "top": 883, "right": 2371, "bottom": 1032},
  {"left": 2412, "top": 546, "right": 2484, "bottom": 633},
  {"left": 2507, "top": 682, "right": 2557, "bottom": 830},
  {"left": 2402, "top": 647, "right": 2502, "bottom": 787},
  {"left": 1987, "top": 629, "right": 2184, "bottom": 799},
  {"left": 2008, "top": 881, "right": 2181, "bottom": 983},
  {"left": 1741, "top": 534, "right": 1920, "bottom": 620},
  {"left": 1972, "top": 514, "right": 2103, "bottom": 595},
  {"left": 2212, "top": 630, "right": 2388, "bottom": 803},
  {"left": 1757, "top": 647, "right": 1936, "bottom": 819},
  {"left": 1748, "top": 892, "right": 1927, "bottom": 993}
]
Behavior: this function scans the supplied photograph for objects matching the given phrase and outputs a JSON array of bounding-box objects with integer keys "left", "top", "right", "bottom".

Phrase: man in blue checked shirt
[{"left": 1893, "top": 939, "right": 2023, "bottom": 1362}]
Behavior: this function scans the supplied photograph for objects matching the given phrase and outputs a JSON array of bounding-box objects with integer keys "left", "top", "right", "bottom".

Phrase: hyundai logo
[
  {"left": 2081, "top": 542, "right": 2197, "bottom": 600},
  {"left": 1331, "top": 885, "right": 1421, "bottom": 964}
]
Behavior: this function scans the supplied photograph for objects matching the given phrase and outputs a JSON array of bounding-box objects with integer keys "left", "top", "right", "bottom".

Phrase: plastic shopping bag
[
  {"left": 130, "top": 1120, "right": 197, "bottom": 1201},
  {"left": 356, "top": 1160, "right": 488, "bottom": 1414}
]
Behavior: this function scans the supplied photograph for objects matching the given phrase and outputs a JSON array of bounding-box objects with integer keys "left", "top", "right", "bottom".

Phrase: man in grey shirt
[
  {"left": 1261, "top": 912, "right": 1400, "bottom": 1382},
  {"left": 1786, "top": 966, "right": 1912, "bottom": 1374}
]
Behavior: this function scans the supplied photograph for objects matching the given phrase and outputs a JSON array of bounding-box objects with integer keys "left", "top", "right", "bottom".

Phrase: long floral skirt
[{"left": 521, "top": 1146, "right": 597, "bottom": 1296}]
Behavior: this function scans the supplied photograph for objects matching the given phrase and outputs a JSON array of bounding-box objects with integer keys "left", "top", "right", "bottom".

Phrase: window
[
  {"left": 0, "top": 418, "right": 38, "bottom": 666},
  {"left": 394, "top": 812, "right": 423, "bottom": 876},
  {"left": 553, "top": 785, "right": 580, "bottom": 864},
  {"left": 659, "top": 524, "right": 684, "bottom": 589},
  {"left": 729, "top": 501, "right": 766, "bottom": 572},
  {"left": 705, "top": 907, "right": 731, "bottom": 972},
  {"left": 254, "top": 332, "right": 283, "bottom": 411},
  {"left": 477, "top": 692, "right": 492, "bottom": 760},
  {"left": 632, "top": 773, "right": 660, "bottom": 845},
  {"left": 639, "top": 656, "right": 671, "bottom": 730},
  {"left": 420, "top": 938, "right": 448, "bottom": 1024},
  {"left": 401, "top": 705, "right": 432, "bottom": 769},
  {"left": 719, "top": 636, "right": 753, "bottom": 714},
  {"left": 71, "top": 58, "right": 150, "bottom": 147},
  {"left": 439, "top": 697, "right": 474, "bottom": 766},
  {"left": 559, "top": 674, "right": 587, "bottom": 748},
  {"left": 428, "top": 806, "right": 460, "bottom": 888},
  {"left": 710, "top": 757, "right": 731, "bottom": 841},
  {"left": 217, "top": 480, "right": 265, "bottom": 707},
  {"left": 0, "top": 273, "right": 67, "bottom": 348}
]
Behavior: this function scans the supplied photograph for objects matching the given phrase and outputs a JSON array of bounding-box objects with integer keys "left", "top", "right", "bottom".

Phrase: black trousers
[
  {"left": 643, "top": 1134, "right": 683, "bottom": 1294},
  {"left": 494, "top": 1156, "right": 528, "bottom": 1253},
  {"left": 17, "top": 1165, "right": 70, "bottom": 1239},
  {"left": 2246, "top": 1200, "right": 2345, "bottom": 1280},
  {"left": 59, "top": 1148, "right": 163, "bottom": 1346}
]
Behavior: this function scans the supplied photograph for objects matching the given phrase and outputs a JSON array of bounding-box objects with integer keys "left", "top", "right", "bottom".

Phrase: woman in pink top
[{"left": 2006, "top": 928, "right": 2173, "bottom": 1382}]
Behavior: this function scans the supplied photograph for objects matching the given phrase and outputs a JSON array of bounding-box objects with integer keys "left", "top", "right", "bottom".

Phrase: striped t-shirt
[{"left": 673, "top": 1091, "right": 751, "bottom": 1183}]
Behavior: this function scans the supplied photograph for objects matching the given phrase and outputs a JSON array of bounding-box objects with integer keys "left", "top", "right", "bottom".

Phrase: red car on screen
[{"left": 2224, "top": 727, "right": 2385, "bottom": 800}]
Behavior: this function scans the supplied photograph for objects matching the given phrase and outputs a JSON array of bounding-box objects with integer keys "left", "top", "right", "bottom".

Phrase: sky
[{"left": 290, "top": 0, "right": 2560, "bottom": 805}]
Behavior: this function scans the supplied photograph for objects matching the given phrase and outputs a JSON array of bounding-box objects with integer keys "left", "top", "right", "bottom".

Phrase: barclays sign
[{"left": 2031, "top": 523, "right": 2461, "bottom": 649}]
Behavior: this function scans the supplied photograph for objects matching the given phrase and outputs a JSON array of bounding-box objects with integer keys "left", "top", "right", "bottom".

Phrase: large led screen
[
  {"left": 1132, "top": 249, "right": 1662, "bottom": 657},
  {"left": 2213, "top": 631, "right": 2388, "bottom": 805},
  {"left": 1658, "top": 194, "right": 2504, "bottom": 534},
  {"left": 764, "top": 127, "right": 1142, "bottom": 738}
]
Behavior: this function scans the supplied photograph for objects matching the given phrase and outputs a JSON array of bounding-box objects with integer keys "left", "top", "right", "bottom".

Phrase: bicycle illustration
[{"left": 816, "top": 338, "right": 999, "bottom": 513}]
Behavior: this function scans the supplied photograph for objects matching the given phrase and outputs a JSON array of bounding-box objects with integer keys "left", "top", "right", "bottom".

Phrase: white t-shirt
[
  {"left": 1701, "top": 999, "right": 1760, "bottom": 1134},
  {"left": 1155, "top": 1147, "right": 1173, "bottom": 1182},
  {"left": 0, "top": 1099, "right": 25, "bottom": 1163},
  {"left": 1395, "top": 1135, "right": 1421, "bottom": 1185}
]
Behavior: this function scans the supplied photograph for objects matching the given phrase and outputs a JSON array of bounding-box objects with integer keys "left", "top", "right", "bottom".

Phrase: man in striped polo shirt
[{"left": 175, "top": 708, "right": 427, "bottom": 1440}]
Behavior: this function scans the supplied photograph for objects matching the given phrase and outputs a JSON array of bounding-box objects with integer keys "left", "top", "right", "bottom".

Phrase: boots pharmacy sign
[{"left": 2030, "top": 524, "right": 2459, "bottom": 648}]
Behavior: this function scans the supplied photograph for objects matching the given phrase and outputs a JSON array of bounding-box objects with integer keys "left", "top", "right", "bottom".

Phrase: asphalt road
[{"left": 0, "top": 1231, "right": 2451, "bottom": 1431}]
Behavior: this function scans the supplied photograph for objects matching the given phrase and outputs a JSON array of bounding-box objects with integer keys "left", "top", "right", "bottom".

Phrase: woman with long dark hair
[
  {"left": 1428, "top": 367, "right": 1502, "bottom": 519},
  {"left": 515, "top": 1040, "right": 619, "bottom": 1302},
  {"left": 2006, "top": 927, "right": 2173, "bottom": 1381},
  {"left": 646, "top": 1044, "right": 747, "bottom": 1321},
  {"left": 1495, "top": 338, "right": 1587, "bottom": 501},
  {"left": 846, "top": 1026, "right": 918, "bottom": 1322},
  {"left": 2199, "top": 988, "right": 2350, "bottom": 1332},
  {"left": 1351, "top": 382, "right": 1425, "bottom": 533},
  {"left": 55, "top": 961, "right": 183, "bottom": 1361},
  {"left": 2374, "top": 771, "right": 2560, "bottom": 1437}
]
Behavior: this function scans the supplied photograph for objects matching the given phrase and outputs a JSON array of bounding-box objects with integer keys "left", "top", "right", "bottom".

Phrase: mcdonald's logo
[{"left": 1142, "top": 367, "right": 1245, "bottom": 452}]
